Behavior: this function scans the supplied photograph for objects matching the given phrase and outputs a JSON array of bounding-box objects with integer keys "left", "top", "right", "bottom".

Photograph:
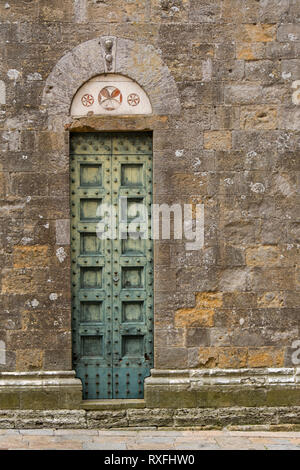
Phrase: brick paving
[{"left": 0, "top": 430, "right": 299, "bottom": 450}]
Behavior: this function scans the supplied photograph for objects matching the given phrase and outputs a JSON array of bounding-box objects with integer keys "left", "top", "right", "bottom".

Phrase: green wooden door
[{"left": 70, "top": 132, "right": 153, "bottom": 399}]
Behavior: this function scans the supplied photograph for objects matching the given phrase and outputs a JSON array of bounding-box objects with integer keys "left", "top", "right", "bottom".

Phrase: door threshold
[{"left": 81, "top": 399, "right": 146, "bottom": 410}]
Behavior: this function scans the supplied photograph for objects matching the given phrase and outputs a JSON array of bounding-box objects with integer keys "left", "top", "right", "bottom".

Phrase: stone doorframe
[{"left": 33, "top": 36, "right": 181, "bottom": 408}]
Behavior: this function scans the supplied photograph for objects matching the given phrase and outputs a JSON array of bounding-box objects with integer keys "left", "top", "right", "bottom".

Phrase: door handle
[{"left": 113, "top": 276, "right": 119, "bottom": 282}]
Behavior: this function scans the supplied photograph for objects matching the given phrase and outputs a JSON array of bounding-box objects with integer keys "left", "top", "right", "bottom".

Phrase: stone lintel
[{"left": 65, "top": 114, "right": 170, "bottom": 132}]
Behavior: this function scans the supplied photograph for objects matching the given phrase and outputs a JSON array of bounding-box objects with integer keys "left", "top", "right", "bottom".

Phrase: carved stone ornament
[
  {"left": 70, "top": 74, "right": 152, "bottom": 116},
  {"left": 99, "top": 36, "right": 117, "bottom": 73}
]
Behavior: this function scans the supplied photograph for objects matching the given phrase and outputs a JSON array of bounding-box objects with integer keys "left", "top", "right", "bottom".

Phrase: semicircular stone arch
[{"left": 42, "top": 36, "right": 181, "bottom": 117}]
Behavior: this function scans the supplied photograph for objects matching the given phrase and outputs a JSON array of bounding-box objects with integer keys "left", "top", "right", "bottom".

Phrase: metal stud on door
[{"left": 70, "top": 132, "right": 153, "bottom": 399}]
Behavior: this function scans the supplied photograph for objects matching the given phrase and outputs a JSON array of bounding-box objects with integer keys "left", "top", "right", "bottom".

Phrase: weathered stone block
[
  {"left": 259, "top": 0, "right": 290, "bottom": 23},
  {"left": 218, "top": 268, "right": 248, "bottom": 292},
  {"left": 43, "top": 349, "right": 72, "bottom": 371},
  {"left": 266, "top": 388, "right": 300, "bottom": 407},
  {"left": 175, "top": 292, "right": 223, "bottom": 328},
  {"left": 155, "top": 348, "right": 188, "bottom": 369},
  {"left": 237, "top": 24, "right": 276, "bottom": 43},
  {"left": 257, "top": 292, "right": 284, "bottom": 308},
  {"left": 0, "top": 392, "right": 20, "bottom": 410},
  {"left": 151, "top": 0, "right": 190, "bottom": 23},
  {"left": 240, "top": 105, "right": 277, "bottom": 130},
  {"left": 223, "top": 292, "right": 257, "bottom": 308},
  {"left": 127, "top": 408, "right": 173, "bottom": 427},
  {"left": 11, "top": 173, "right": 47, "bottom": 197},
  {"left": 16, "top": 350, "right": 44, "bottom": 372},
  {"left": 39, "top": 0, "right": 73, "bottom": 22},
  {"left": 145, "top": 386, "right": 197, "bottom": 409},
  {"left": 277, "top": 24, "right": 300, "bottom": 42},
  {"left": 189, "top": 0, "right": 221, "bottom": 23},
  {"left": 195, "top": 387, "right": 267, "bottom": 408},
  {"left": 155, "top": 328, "right": 185, "bottom": 348},
  {"left": 186, "top": 328, "right": 210, "bottom": 348},
  {"left": 24, "top": 197, "right": 69, "bottom": 220},
  {"left": 37, "top": 132, "right": 66, "bottom": 153},
  {"left": 18, "top": 410, "right": 86, "bottom": 429},
  {"left": 224, "top": 84, "right": 262, "bottom": 105},
  {"left": 86, "top": 411, "right": 127, "bottom": 428},
  {"left": 248, "top": 267, "right": 295, "bottom": 292},
  {"left": 279, "top": 107, "right": 300, "bottom": 131},
  {"left": 48, "top": 173, "right": 69, "bottom": 197},
  {"left": 236, "top": 42, "right": 266, "bottom": 61},
  {"left": 196, "top": 346, "right": 248, "bottom": 368},
  {"left": 1, "top": 269, "right": 48, "bottom": 295},
  {"left": 0, "top": 0, "right": 38, "bottom": 21},
  {"left": 213, "top": 60, "right": 244, "bottom": 81},
  {"left": 266, "top": 41, "right": 296, "bottom": 60},
  {"left": 215, "top": 42, "right": 235, "bottom": 60},
  {"left": 197, "top": 347, "right": 218, "bottom": 367},
  {"left": 232, "top": 130, "right": 279, "bottom": 152},
  {"left": 245, "top": 246, "right": 284, "bottom": 267},
  {"left": 218, "top": 244, "right": 245, "bottom": 267},
  {"left": 13, "top": 245, "right": 49, "bottom": 268},
  {"left": 20, "top": 390, "right": 61, "bottom": 410},
  {"left": 203, "top": 131, "right": 232, "bottom": 150},
  {"left": 247, "top": 347, "right": 285, "bottom": 368},
  {"left": 210, "top": 106, "right": 240, "bottom": 130}
]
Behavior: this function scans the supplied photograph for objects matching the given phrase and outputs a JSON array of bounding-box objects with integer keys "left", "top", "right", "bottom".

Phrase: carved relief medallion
[
  {"left": 81, "top": 94, "right": 94, "bottom": 107},
  {"left": 127, "top": 93, "right": 140, "bottom": 107},
  {"left": 98, "top": 86, "right": 123, "bottom": 111}
]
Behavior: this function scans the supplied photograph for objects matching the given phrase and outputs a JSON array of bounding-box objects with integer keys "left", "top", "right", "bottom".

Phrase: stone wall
[
  {"left": 0, "top": 0, "right": 300, "bottom": 389},
  {"left": 1, "top": 407, "right": 300, "bottom": 430}
]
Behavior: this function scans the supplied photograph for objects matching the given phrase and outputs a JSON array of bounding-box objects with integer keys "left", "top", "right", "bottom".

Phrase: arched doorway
[{"left": 41, "top": 35, "right": 181, "bottom": 401}]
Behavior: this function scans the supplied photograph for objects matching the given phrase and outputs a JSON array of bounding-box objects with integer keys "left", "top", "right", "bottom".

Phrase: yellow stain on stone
[
  {"left": 197, "top": 347, "right": 248, "bottom": 369},
  {"left": 40, "top": 6, "right": 64, "bottom": 20},
  {"left": 218, "top": 347, "right": 248, "bottom": 368},
  {"left": 197, "top": 347, "right": 219, "bottom": 368},
  {"left": 196, "top": 346, "right": 284, "bottom": 369},
  {"left": 0, "top": 172, "right": 6, "bottom": 197},
  {"left": 175, "top": 308, "right": 214, "bottom": 328},
  {"left": 241, "top": 24, "right": 276, "bottom": 43},
  {"left": 175, "top": 292, "right": 223, "bottom": 328},
  {"left": 2, "top": 270, "right": 32, "bottom": 294},
  {"left": 21, "top": 311, "right": 39, "bottom": 331},
  {"left": 257, "top": 291, "right": 284, "bottom": 308},
  {"left": 204, "top": 131, "right": 232, "bottom": 150},
  {"left": 236, "top": 43, "right": 266, "bottom": 60},
  {"left": 237, "top": 46, "right": 256, "bottom": 60},
  {"left": 248, "top": 347, "right": 285, "bottom": 368},
  {"left": 245, "top": 245, "right": 282, "bottom": 267},
  {"left": 13, "top": 245, "right": 49, "bottom": 268},
  {"left": 196, "top": 292, "right": 223, "bottom": 308},
  {"left": 16, "top": 349, "right": 44, "bottom": 371}
]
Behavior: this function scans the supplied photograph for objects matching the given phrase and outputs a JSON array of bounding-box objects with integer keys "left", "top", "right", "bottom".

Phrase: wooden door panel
[{"left": 71, "top": 132, "right": 153, "bottom": 399}]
